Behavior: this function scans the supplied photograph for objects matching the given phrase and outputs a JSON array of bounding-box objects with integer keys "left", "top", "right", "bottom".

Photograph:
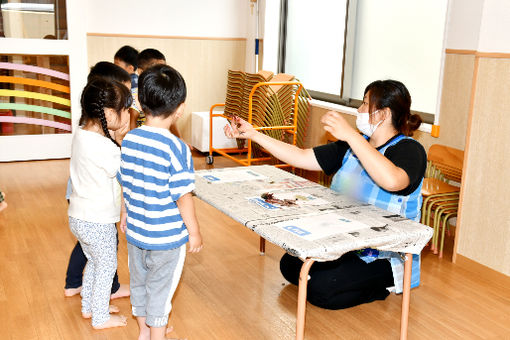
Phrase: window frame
[{"left": 277, "top": 0, "right": 441, "bottom": 125}]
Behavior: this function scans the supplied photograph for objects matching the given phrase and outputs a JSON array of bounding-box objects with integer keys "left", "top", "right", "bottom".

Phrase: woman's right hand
[{"left": 224, "top": 116, "right": 256, "bottom": 139}]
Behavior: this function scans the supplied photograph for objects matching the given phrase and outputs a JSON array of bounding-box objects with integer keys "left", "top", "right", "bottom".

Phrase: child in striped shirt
[{"left": 119, "top": 64, "right": 202, "bottom": 340}]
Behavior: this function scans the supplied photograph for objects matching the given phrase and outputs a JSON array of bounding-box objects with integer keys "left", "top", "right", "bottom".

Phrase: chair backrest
[{"left": 427, "top": 144, "right": 464, "bottom": 183}]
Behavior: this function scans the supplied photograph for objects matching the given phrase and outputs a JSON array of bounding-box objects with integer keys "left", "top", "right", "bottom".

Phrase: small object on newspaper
[{"left": 261, "top": 192, "right": 297, "bottom": 207}]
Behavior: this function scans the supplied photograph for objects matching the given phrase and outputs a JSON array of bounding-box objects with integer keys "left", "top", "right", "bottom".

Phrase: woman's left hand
[{"left": 321, "top": 111, "right": 358, "bottom": 142}]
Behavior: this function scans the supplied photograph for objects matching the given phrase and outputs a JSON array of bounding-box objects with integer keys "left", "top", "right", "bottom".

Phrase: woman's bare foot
[
  {"left": 64, "top": 286, "right": 82, "bottom": 297},
  {"left": 93, "top": 314, "right": 127, "bottom": 329},
  {"left": 82, "top": 305, "right": 120, "bottom": 319},
  {"left": 110, "top": 283, "right": 130, "bottom": 300}
]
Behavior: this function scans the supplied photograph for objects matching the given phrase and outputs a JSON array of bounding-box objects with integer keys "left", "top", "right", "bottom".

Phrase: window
[
  {"left": 1, "top": 0, "right": 68, "bottom": 40},
  {"left": 280, "top": 0, "right": 348, "bottom": 101},
  {"left": 278, "top": 0, "right": 449, "bottom": 124}
]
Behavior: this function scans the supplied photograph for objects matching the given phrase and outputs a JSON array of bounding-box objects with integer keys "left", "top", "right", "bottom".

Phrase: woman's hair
[
  {"left": 87, "top": 61, "right": 131, "bottom": 84},
  {"left": 138, "top": 64, "right": 186, "bottom": 118},
  {"left": 79, "top": 78, "right": 133, "bottom": 147},
  {"left": 364, "top": 80, "right": 422, "bottom": 136}
]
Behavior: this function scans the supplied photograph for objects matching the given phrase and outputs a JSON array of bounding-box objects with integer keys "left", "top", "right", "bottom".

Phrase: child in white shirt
[{"left": 68, "top": 78, "right": 131, "bottom": 329}]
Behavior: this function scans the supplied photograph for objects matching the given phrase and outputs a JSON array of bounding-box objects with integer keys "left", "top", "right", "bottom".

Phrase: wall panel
[
  {"left": 456, "top": 57, "right": 510, "bottom": 275},
  {"left": 435, "top": 53, "right": 475, "bottom": 150},
  {"left": 87, "top": 34, "right": 246, "bottom": 143}
]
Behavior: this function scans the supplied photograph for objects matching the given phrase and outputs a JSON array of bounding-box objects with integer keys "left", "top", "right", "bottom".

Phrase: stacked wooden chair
[
  {"left": 421, "top": 144, "right": 464, "bottom": 258},
  {"left": 207, "top": 69, "right": 311, "bottom": 167}
]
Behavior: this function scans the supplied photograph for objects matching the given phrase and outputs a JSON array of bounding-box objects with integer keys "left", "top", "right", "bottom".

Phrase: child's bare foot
[
  {"left": 165, "top": 326, "right": 187, "bottom": 340},
  {"left": 0, "top": 201, "right": 8, "bottom": 212},
  {"left": 82, "top": 305, "right": 120, "bottom": 319},
  {"left": 64, "top": 286, "right": 82, "bottom": 297},
  {"left": 138, "top": 329, "right": 150, "bottom": 340},
  {"left": 92, "top": 314, "right": 127, "bottom": 329},
  {"left": 110, "top": 283, "right": 130, "bottom": 300}
]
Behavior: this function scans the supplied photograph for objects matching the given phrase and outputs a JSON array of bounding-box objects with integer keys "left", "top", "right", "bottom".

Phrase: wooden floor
[{"left": 1, "top": 155, "right": 509, "bottom": 339}]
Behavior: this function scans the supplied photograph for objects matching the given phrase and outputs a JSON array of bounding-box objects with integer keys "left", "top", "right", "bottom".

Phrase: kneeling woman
[{"left": 224, "top": 80, "right": 427, "bottom": 309}]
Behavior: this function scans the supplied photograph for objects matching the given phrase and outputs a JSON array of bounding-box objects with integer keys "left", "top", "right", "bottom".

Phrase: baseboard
[{"left": 455, "top": 254, "right": 510, "bottom": 286}]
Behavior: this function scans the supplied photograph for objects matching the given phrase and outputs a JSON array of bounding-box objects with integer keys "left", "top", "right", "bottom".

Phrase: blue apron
[{"left": 330, "top": 134, "right": 423, "bottom": 293}]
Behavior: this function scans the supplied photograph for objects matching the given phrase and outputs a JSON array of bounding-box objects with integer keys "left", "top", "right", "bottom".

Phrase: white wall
[
  {"left": 441, "top": 0, "right": 510, "bottom": 53},
  {"left": 86, "top": 0, "right": 248, "bottom": 38},
  {"left": 477, "top": 0, "right": 510, "bottom": 53},
  {"left": 85, "top": 0, "right": 256, "bottom": 71},
  {"left": 445, "top": 0, "right": 484, "bottom": 50}
]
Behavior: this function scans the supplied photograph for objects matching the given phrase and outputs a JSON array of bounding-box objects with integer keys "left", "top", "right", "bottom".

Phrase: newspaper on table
[{"left": 194, "top": 165, "right": 433, "bottom": 262}]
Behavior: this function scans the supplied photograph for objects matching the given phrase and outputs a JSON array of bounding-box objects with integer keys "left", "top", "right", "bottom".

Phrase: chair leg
[
  {"left": 432, "top": 202, "right": 448, "bottom": 253},
  {"left": 432, "top": 206, "right": 443, "bottom": 254},
  {"left": 432, "top": 202, "right": 458, "bottom": 255},
  {"left": 421, "top": 196, "right": 432, "bottom": 225},
  {"left": 439, "top": 213, "right": 456, "bottom": 258},
  {"left": 425, "top": 197, "right": 438, "bottom": 250}
]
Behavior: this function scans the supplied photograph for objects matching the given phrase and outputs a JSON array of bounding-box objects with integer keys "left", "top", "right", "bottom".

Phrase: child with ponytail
[{"left": 68, "top": 78, "right": 132, "bottom": 329}]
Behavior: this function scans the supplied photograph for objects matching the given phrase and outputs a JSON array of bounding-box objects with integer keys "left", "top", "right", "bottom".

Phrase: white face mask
[{"left": 356, "top": 110, "right": 382, "bottom": 137}]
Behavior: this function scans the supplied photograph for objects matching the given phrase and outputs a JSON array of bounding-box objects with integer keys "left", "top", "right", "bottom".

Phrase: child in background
[
  {"left": 89, "top": 61, "right": 132, "bottom": 89},
  {"left": 68, "top": 78, "right": 132, "bottom": 329},
  {"left": 114, "top": 46, "right": 143, "bottom": 130},
  {"left": 131, "top": 48, "right": 167, "bottom": 128},
  {"left": 114, "top": 45, "right": 139, "bottom": 89},
  {"left": 0, "top": 191, "right": 7, "bottom": 212},
  {"left": 136, "top": 48, "right": 166, "bottom": 74},
  {"left": 135, "top": 48, "right": 183, "bottom": 140},
  {"left": 64, "top": 61, "right": 131, "bottom": 300},
  {"left": 119, "top": 64, "right": 202, "bottom": 340}
]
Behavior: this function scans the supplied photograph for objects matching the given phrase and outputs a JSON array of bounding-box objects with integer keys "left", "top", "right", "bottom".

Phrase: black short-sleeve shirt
[{"left": 313, "top": 134, "right": 427, "bottom": 196}]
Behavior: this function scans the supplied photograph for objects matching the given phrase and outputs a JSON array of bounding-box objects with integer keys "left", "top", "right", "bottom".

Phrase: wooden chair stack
[
  {"left": 207, "top": 69, "right": 311, "bottom": 167},
  {"left": 421, "top": 144, "right": 464, "bottom": 258}
]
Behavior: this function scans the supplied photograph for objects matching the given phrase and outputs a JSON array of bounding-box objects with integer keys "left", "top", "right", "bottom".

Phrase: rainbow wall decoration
[{"left": 0, "top": 60, "right": 71, "bottom": 134}]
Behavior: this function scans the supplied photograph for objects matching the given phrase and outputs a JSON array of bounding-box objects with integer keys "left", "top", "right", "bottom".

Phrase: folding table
[{"left": 194, "top": 165, "right": 433, "bottom": 340}]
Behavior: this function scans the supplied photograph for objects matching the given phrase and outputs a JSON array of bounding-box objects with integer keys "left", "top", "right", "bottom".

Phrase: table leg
[
  {"left": 400, "top": 253, "right": 413, "bottom": 340},
  {"left": 259, "top": 237, "right": 266, "bottom": 255},
  {"left": 296, "top": 259, "right": 314, "bottom": 340}
]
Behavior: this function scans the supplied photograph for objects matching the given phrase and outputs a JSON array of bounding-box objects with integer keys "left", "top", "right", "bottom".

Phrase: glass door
[{"left": 0, "top": 0, "right": 87, "bottom": 161}]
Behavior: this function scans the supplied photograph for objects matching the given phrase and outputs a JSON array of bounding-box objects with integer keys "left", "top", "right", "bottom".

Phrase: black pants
[
  {"left": 280, "top": 251, "right": 394, "bottom": 310},
  {"left": 65, "top": 239, "right": 120, "bottom": 294}
]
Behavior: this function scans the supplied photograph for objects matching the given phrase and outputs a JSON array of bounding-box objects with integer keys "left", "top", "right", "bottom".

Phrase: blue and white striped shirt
[{"left": 119, "top": 125, "right": 194, "bottom": 250}]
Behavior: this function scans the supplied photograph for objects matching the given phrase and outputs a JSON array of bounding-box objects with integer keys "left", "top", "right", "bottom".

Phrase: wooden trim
[
  {"left": 453, "top": 55, "right": 479, "bottom": 263},
  {"left": 455, "top": 254, "right": 510, "bottom": 286},
  {"left": 86, "top": 32, "right": 246, "bottom": 41},
  {"left": 475, "top": 51, "right": 510, "bottom": 59},
  {"left": 445, "top": 49, "right": 477, "bottom": 55},
  {"left": 445, "top": 49, "right": 510, "bottom": 59}
]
